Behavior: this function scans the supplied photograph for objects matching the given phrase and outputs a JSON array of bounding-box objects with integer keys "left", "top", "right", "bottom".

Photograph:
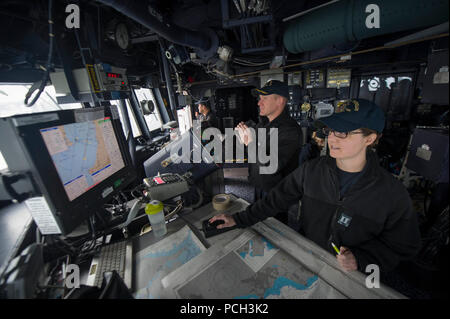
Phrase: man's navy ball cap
[{"left": 252, "top": 80, "right": 289, "bottom": 99}]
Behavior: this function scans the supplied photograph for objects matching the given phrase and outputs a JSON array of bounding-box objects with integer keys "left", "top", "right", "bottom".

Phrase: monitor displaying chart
[{"left": 40, "top": 117, "right": 125, "bottom": 201}]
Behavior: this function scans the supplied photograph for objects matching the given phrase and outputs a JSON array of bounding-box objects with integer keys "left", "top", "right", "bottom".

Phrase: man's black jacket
[
  {"left": 199, "top": 111, "right": 219, "bottom": 130},
  {"left": 248, "top": 110, "right": 302, "bottom": 192},
  {"left": 234, "top": 151, "right": 421, "bottom": 273}
]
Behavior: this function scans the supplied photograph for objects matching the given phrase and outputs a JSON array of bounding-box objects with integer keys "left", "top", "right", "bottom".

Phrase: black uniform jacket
[
  {"left": 199, "top": 111, "right": 218, "bottom": 130},
  {"left": 248, "top": 110, "right": 302, "bottom": 192},
  {"left": 234, "top": 151, "right": 421, "bottom": 272}
]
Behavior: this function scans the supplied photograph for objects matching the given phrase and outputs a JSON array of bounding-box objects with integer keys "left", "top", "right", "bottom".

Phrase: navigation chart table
[{"left": 133, "top": 195, "right": 405, "bottom": 299}]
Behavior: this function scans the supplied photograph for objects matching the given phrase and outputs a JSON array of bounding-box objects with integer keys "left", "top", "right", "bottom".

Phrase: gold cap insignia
[{"left": 336, "top": 100, "right": 359, "bottom": 113}]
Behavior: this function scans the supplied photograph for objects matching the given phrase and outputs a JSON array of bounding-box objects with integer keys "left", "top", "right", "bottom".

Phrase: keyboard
[{"left": 86, "top": 240, "right": 133, "bottom": 289}]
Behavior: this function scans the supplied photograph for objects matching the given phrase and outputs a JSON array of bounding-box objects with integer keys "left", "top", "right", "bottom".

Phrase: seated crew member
[
  {"left": 195, "top": 97, "right": 218, "bottom": 130},
  {"left": 211, "top": 99, "right": 421, "bottom": 273},
  {"left": 236, "top": 80, "right": 302, "bottom": 223}
]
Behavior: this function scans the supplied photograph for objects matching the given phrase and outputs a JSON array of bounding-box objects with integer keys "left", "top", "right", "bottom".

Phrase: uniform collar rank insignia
[{"left": 338, "top": 213, "right": 352, "bottom": 227}]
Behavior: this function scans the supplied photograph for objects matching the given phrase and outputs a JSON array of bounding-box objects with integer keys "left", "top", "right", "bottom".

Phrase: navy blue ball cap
[
  {"left": 316, "top": 99, "right": 385, "bottom": 133},
  {"left": 194, "top": 97, "right": 208, "bottom": 105},
  {"left": 252, "top": 80, "right": 289, "bottom": 99}
]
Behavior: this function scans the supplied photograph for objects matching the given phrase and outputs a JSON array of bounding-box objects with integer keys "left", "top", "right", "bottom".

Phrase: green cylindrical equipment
[{"left": 283, "top": 0, "right": 449, "bottom": 54}]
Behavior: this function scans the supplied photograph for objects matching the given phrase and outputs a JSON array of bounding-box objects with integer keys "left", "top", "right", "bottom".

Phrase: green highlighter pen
[{"left": 331, "top": 242, "right": 341, "bottom": 255}]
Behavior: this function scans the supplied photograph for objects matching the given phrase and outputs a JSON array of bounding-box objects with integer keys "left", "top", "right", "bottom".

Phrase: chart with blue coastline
[
  {"left": 170, "top": 230, "right": 345, "bottom": 299},
  {"left": 133, "top": 199, "right": 403, "bottom": 299},
  {"left": 133, "top": 225, "right": 207, "bottom": 299},
  {"left": 40, "top": 118, "right": 124, "bottom": 201}
]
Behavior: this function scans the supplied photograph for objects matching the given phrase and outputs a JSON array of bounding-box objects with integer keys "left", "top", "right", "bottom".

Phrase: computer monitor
[
  {"left": 143, "top": 128, "right": 218, "bottom": 182},
  {"left": 0, "top": 107, "right": 136, "bottom": 235}
]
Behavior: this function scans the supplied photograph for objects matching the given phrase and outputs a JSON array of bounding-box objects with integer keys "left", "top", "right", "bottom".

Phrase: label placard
[
  {"left": 86, "top": 64, "right": 101, "bottom": 93},
  {"left": 25, "top": 197, "right": 62, "bottom": 235}
]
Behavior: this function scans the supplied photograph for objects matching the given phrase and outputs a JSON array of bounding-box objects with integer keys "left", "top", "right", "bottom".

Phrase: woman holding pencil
[{"left": 210, "top": 99, "right": 421, "bottom": 273}]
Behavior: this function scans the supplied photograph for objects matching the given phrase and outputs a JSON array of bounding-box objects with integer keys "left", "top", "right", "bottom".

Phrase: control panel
[
  {"left": 143, "top": 173, "right": 190, "bottom": 201},
  {"left": 94, "top": 63, "right": 129, "bottom": 92},
  {"left": 305, "top": 69, "right": 325, "bottom": 88},
  {"left": 50, "top": 63, "right": 129, "bottom": 97},
  {"left": 327, "top": 68, "right": 351, "bottom": 88}
]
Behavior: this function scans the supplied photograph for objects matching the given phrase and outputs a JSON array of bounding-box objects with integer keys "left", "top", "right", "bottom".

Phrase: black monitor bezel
[
  {"left": 144, "top": 128, "right": 219, "bottom": 182},
  {"left": 13, "top": 107, "right": 136, "bottom": 235}
]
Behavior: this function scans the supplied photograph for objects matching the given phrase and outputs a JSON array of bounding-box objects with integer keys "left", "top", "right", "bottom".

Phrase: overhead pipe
[
  {"left": 97, "top": 0, "right": 218, "bottom": 58},
  {"left": 184, "top": 32, "right": 448, "bottom": 84},
  {"left": 283, "top": 0, "right": 449, "bottom": 54}
]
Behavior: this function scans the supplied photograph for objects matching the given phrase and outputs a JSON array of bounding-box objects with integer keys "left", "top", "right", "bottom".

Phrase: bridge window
[{"left": 0, "top": 84, "right": 82, "bottom": 118}]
